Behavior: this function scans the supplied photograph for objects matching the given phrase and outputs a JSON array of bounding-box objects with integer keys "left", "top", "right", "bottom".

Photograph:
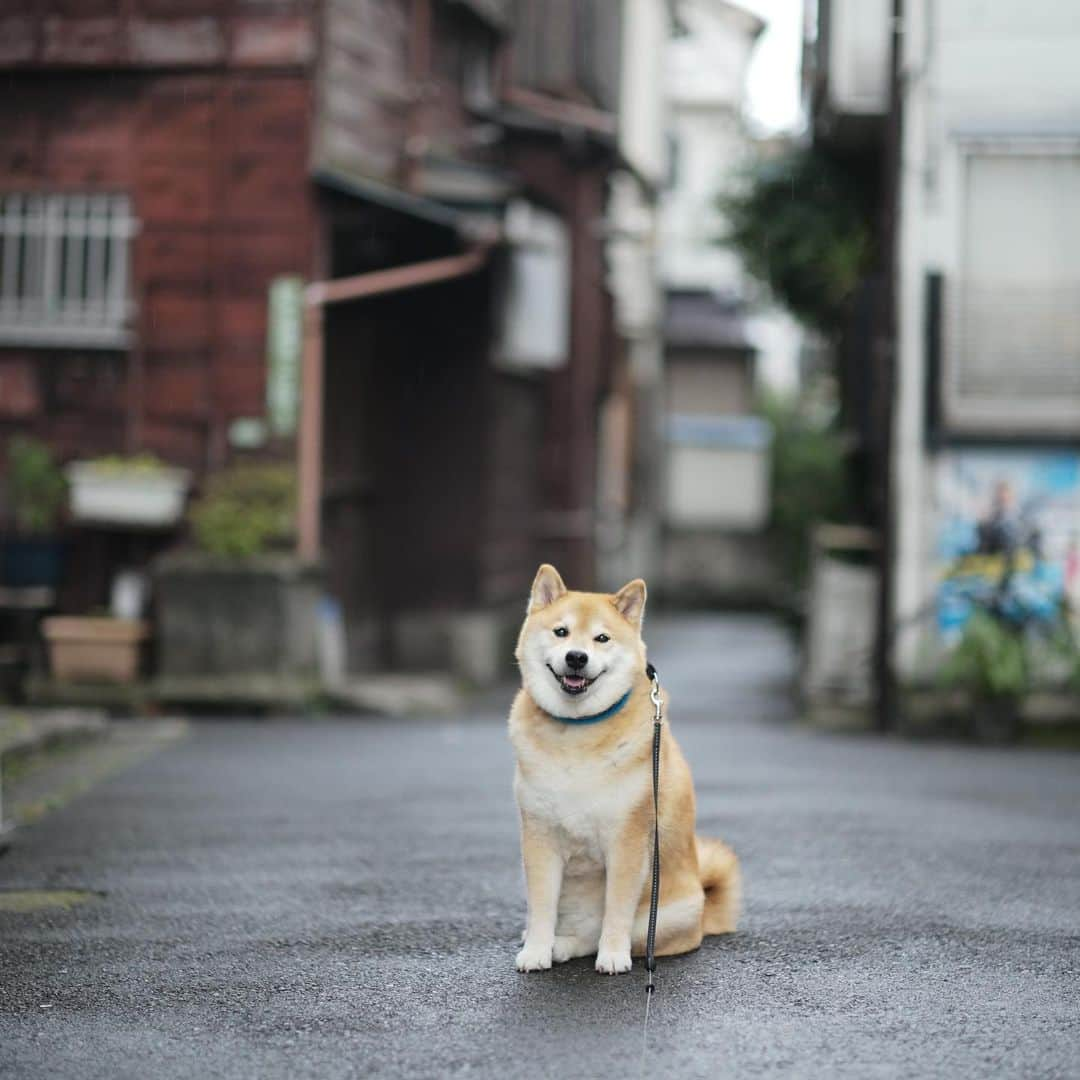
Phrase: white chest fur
[{"left": 514, "top": 736, "right": 649, "bottom": 870}]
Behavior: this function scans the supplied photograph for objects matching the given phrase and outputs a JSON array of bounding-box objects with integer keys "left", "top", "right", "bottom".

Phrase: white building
[
  {"left": 658, "top": 0, "right": 795, "bottom": 602},
  {"left": 814, "top": 0, "right": 1080, "bottom": 683},
  {"left": 662, "top": 0, "right": 763, "bottom": 291},
  {"left": 893, "top": 0, "right": 1080, "bottom": 674}
]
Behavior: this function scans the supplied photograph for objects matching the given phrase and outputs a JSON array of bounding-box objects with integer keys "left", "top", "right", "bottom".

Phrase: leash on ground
[{"left": 641, "top": 662, "right": 663, "bottom": 1068}]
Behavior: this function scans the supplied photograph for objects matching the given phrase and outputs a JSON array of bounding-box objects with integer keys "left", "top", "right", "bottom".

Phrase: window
[
  {"left": 462, "top": 36, "right": 497, "bottom": 112},
  {"left": 0, "top": 193, "right": 135, "bottom": 348},
  {"left": 944, "top": 140, "right": 1080, "bottom": 436}
]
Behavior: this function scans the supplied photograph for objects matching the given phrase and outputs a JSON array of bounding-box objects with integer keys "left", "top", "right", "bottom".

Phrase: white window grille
[
  {"left": 944, "top": 139, "right": 1080, "bottom": 435},
  {"left": 0, "top": 192, "right": 136, "bottom": 349}
]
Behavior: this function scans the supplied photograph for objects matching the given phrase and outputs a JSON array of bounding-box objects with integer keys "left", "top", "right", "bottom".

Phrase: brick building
[{"left": 0, "top": 1, "right": 632, "bottom": 679}]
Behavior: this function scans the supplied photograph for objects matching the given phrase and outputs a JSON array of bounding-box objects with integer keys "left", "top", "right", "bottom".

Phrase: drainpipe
[{"left": 296, "top": 247, "right": 490, "bottom": 561}]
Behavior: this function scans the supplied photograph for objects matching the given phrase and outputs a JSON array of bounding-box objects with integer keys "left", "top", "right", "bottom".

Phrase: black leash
[
  {"left": 644, "top": 662, "right": 663, "bottom": 991},
  {"left": 641, "top": 662, "right": 663, "bottom": 1061}
]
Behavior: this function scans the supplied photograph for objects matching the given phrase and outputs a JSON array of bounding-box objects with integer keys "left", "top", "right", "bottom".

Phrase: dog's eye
[
  {"left": 553, "top": 627, "right": 569, "bottom": 637},
  {"left": 594, "top": 633, "right": 610, "bottom": 643}
]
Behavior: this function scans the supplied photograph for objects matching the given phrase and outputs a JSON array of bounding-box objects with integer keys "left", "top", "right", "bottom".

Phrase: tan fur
[{"left": 509, "top": 564, "right": 741, "bottom": 975}]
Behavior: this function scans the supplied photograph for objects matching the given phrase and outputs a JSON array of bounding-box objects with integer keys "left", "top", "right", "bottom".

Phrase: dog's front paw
[
  {"left": 595, "top": 948, "right": 632, "bottom": 975},
  {"left": 515, "top": 941, "right": 553, "bottom": 972}
]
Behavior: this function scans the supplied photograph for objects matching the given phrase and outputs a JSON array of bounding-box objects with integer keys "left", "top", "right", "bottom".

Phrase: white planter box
[{"left": 67, "top": 463, "right": 192, "bottom": 527}]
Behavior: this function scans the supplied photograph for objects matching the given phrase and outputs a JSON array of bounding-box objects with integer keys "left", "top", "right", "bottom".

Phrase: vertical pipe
[{"left": 298, "top": 300, "right": 325, "bottom": 561}]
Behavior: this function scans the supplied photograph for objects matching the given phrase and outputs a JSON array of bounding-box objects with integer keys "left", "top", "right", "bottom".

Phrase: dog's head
[{"left": 515, "top": 564, "right": 647, "bottom": 718}]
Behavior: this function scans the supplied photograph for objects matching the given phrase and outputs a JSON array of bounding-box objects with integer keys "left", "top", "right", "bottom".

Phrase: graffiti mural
[{"left": 936, "top": 451, "right": 1080, "bottom": 640}]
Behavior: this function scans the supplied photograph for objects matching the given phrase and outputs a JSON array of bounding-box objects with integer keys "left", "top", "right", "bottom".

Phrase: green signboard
[{"left": 266, "top": 275, "right": 305, "bottom": 437}]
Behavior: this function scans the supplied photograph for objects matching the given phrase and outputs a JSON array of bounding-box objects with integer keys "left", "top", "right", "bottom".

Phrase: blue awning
[{"left": 667, "top": 414, "right": 773, "bottom": 450}]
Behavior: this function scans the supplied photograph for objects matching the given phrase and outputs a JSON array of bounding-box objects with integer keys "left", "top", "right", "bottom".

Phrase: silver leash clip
[{"left": 649, "top": 672, "right": 663, "bottom": 724}]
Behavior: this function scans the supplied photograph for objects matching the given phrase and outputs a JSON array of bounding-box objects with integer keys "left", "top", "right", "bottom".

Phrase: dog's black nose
[{"left": 565, "top": 650, "right": 588, "bottom": 671}]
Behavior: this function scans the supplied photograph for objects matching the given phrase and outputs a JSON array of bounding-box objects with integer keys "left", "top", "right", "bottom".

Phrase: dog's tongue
[{"left": 563, "top": 675, "right": 587, "bottom": 689}]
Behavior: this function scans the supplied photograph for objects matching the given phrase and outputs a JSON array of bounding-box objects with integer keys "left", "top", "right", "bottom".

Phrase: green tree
[{"left": 721, "top": 146, "right": 874, "bottom": 336}]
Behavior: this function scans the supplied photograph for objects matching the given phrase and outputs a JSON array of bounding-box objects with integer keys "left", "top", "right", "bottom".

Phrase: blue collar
[{"left": 551, "top": 688, "right": 632, "bottom": 725}]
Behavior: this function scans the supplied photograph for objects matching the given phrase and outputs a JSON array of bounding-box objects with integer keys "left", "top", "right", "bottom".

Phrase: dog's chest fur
[{"left": 513, "top": 730, "right": 649, "bottom": 868}]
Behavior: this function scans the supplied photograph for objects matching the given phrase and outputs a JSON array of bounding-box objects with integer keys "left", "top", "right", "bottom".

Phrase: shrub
[
  {"left": 5, "top": 435, "right": 67, "bottom": 535},
  {"left": 762, "top": 392, "right": 857, "bottom": 588},
  {"left": 190, "top": 465, "right": 296, "bottom": 558},
  {"left": 939, "top": 610, "right": 1029, "bottom": 700}
]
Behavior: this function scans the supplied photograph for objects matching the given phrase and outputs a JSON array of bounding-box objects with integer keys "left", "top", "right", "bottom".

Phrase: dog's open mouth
[{"left": 547, "top": 665, "right": 600, "bottom": 696}]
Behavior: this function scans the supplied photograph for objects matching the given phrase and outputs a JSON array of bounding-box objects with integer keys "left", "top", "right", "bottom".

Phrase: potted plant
[
  {"left": 1, "top": 435, "right": 67, "bottom": 587},
  {"left": 939, "top": 609, "right": 1028, "bottom": 743},
  {"left": 41, "top": 615, "right": 149, "bottom": 684},
  {"left": 66, "top": 453, "right": 191, "bottom": 528},
  {"left": 154, "top": 465, "right": 323, "bottom": 679}
]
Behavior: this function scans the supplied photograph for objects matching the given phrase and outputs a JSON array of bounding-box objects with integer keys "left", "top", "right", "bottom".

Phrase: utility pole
[{"left": 873, "top": 0, "right": 904, "bottom": 731}]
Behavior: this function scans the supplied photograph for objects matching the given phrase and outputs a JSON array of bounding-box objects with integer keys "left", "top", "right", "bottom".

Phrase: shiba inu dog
[{"left": 509, "top": 564, "right": 741, "bottom": 975}]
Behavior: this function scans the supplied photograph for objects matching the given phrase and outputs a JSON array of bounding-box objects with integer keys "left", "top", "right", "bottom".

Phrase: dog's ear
[
  {"left": 528, "top": 564, "right": 567, "bottom": 613},
  {"left": 613, "top": 578, "right": 646, "bottom": 626}
]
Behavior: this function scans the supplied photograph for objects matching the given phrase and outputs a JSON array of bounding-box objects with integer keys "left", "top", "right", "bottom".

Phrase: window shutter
[{"left": 944, "top": 142, "right": 1080, "bottom": 434}]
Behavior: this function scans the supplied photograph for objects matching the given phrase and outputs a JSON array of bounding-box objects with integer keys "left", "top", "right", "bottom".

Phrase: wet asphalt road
[{"left": 1, "top": 615, "right": 1078, "bottom": 1079}]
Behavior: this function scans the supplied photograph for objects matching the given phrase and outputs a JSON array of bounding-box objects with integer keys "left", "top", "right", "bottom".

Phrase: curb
[{"left": 0, "top": 709, "right": 109, "bottom": 831}]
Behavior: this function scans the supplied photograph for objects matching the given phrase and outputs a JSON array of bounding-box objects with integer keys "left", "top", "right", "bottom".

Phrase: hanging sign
[{"left": 266, "top": 275, "right": 305, "bottom": 436}]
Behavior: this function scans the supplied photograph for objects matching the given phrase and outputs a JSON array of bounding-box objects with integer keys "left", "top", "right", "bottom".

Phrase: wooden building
[{"left": 0, "top": 0, "right": 626, "bottom": 679}]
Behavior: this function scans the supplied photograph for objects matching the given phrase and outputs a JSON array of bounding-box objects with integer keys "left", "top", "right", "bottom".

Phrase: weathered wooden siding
[
  {"left": 312, "top": 0, "right": 501, "bottom": 190},
  {"left": 0, "top": 2, "right": 318, "bottom": 470},
  {"left": 322, "top": 274, "right": 491, "bottom": 631},
  {"left": 510, "top": 0, "right": 621, "bottom": 112},
  {"left": 503, "top": 140, "right": 617, "bottom": 587},
  {"left": 483, "top": 370, "right": 545, "bottom": 604},
  {"left": 312, "top": 0, "right": 412, "bottom": 186}
]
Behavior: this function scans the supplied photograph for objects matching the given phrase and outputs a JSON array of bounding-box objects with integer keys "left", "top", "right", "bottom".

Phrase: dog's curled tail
[{"left": 697, "top": 836, "right": 741, "bottom": 935}]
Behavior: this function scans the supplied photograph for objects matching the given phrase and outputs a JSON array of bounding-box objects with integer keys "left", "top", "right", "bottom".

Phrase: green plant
[
  {"left": 1046, "top": 610, "right": 1080, "bottom": 693},
  {"left": 5, "top": 436, "right": 67, "bottom": 535},
  {"left": 720, "top": 146, "right": 875, "bottom": 336},
  {"left": 761, "top": 392, "right": 857, "bottom": 588},
  {"left": 190, "top": 465, "right": 296, "bottom": 558},
  {"left": 939, "top": 610, "right": 1029, "bottom": 699},
  {"left": 80, "top": 453, "right": 172, "bottom": 474}
]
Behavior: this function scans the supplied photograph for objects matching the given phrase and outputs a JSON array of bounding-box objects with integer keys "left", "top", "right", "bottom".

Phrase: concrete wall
[
  {"left": 618, "top": 0, "right": 669, "bottom": 187},
  {"left": 822, "top": 0, "right": 891, "bottom": 115}
]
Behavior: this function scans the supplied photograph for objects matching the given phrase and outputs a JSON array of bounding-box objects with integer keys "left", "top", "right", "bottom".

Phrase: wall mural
[{"left": 936, "top": 450, "right": 1080, "bottom": 640}]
